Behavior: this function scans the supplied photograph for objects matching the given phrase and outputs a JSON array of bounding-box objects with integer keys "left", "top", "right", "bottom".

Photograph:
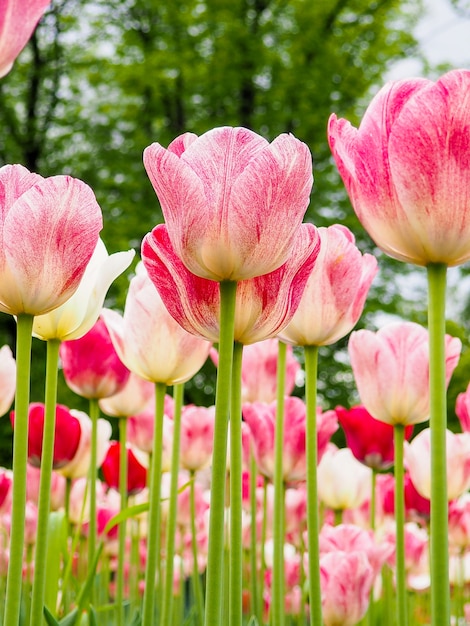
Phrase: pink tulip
[
  {"left": 456, "top": 381, "right": 470, "bottom": 432},
  {"left": 179, "top": 405, "right": 215, "bottom": 472},
  {"left": 336, "top": 404, "right": 413, "bottom": 470},
  {"left": 319, "top": 550, "right": 374, "bottom": 626},
  {"left": 348, "top": 321, "right": 461, "bottom": 425},
  {"left": 279, "top": 225, "right": 377, "bottom": 346},
  {"left": 243, "top": 397, "right": 337, "bottom": 483},
  {"left": 99, "top": 371, "right": 154, "bottom": 418},
  {"left": 128, "top": 409, "right": 174, "bottom": 469},
  {"left": 25, "top": 465, "right": 65, "bottom": 511},
  {"left": 319, "top": 523, "right": 394, "bottom": 579},
  {"left": 0, "top": 345, "right": 15, "bottom": 417},
  {"left": 328, "top": 70, "right": 470, "bottom": 267},
  {"left": 405, "top": 427, "right": 470, "bottom": 501},
  {"left": 448, "top": 494, "right": 470, "bottom": 551},
  {"left": 143, "top": 127, "right": 313, "bottom": 281},
  {"left": 317, "top": 445, "right": 371, "bottom": 511},
  {"left": 0, "top": 0, "right": 50, "bottom": 77},
  {"left": 211, "top": 339, "right": 300, "bottom": 404},
  {"left": 60, "top": 318, "right": 130, "bottom": 400},
  {"left": 101, "top": 263, "right": 211, "bottom": 384},
  {"left": 58, "top": 409, "right": 112, "bottom": 479},
  {"left": 142, "top": 222, "right": 320, "bottom": 344},
  {"left": 0, "top": 164, "right": 102, "bottom": 315},
  {"left": 10, "top": 402, "right": 81, "bottom": 469}
]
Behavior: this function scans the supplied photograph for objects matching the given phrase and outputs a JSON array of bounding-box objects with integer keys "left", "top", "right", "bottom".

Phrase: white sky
[{"left": 389, "top": 0, "right": 470, "bottom": 78}]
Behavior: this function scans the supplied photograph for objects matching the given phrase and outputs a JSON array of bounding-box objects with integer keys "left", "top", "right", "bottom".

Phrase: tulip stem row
[
  {"left": 30, "top": 338, "right": 61, "bottom": 626},
  {"left": 142, "top": 381, "right": 167, "bottom": 626},
  {"left": 3, "top": 313, "right": 34, "bottom": 626},
  {"left": 161, "top": 382, "right": 184, "bottom": 626},
  {"left": 427, "top": 262, "right": 450, "bottom": 626}
]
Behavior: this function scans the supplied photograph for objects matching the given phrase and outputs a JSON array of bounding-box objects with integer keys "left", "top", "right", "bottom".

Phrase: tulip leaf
[
  {"left": 102, "top": 502, "right": 149, "bottom": 535},
  {"left": 45, "top": 511, "right": 68, "bottom": 618},
  {"left": 43, "top": 606, "right": 61, "bottom": 626}
]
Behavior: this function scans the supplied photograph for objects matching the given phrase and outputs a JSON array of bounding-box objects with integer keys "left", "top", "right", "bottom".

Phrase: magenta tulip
[
  {"left": 336, "top": 405, "right": 413, "bottom": 470},
  {"left": 102, "top": 263, "right": 212, "bottom": 385},
  {"left": 328, "top": 70, "right": 470, "bottom": 267},
  {"left": 455, "top": 381, "right": 470, "bottom": 432},
  {"left": 142, "top": 221, "right": 320, "bottom": 344},
  {"left": 0, "top": 0, "right": 50, "bottom": 77},
  {"left": 348, "top": 321, "right": 461, "bottom": 425},
  {"left": 143, "top": 127, "right": 313, "bottom": 281},
  {"left": 279, "top": 225, "right": 377, "bottom": 346},
  {"left": 0, "top": 164, "right": 102, "bottom": 316},
  {"left": 60, "top": 318, "right": 130, "bottom": 400}
]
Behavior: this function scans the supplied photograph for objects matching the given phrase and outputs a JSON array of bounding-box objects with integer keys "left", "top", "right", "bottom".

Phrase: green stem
[
  {"left": 368, "top": 469, "right": 377, "bottom": 626},
  {"left": 88, "top": 397, "right": 100, "bottom": 582},
  {"left": 249, "top": 451, "right": 259, "bottom": 619},
  {"left": 230, "top": 341, "right": 243, "bottom": 626},
  {"left": 257, "top": 477, "right": 268, "bottom": 626},
  {"left": 161, "top": 383, "right": 184, "bottom": 626},
  {"left": 190, "top": 470, "right": 205, "bottom": 626},
  {"left": 394, "top": 423, "right": 407, "bottom": 626},
  {"left": 142, "top": 381, "right": 167, "bottom": 626},
  {"left": 204, "top": 280, "right": 237, "bottom": 626},
  {"left": 271, "top": 340, "right": 287, "bottom": 626},
  {"left": 116, "top": 416, "right": 128, "bottom": 626},
  {"left": 427, "top": 262, "right": 449, "bottom": 626},
  {"left": 3, "top": 313, "right": 34, "bottom": 626},
  {"left": 304, "top": 344, "right": 322, "bottom": 626},
  {"left": 30, "top": 338, "right": 61, "bottom": 626}
]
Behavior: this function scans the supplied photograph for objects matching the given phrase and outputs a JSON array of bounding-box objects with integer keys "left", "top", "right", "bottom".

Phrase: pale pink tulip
[
  {"left": 329, "top": 70, "right": 470, "bottom": 267},
  {"left": 349, "top": 321, "right": 461, "bottom": 425},
  {"left": 143, "top": 127, "right": 313, "bottom": 281},
  {"left": 99, "top": 371, "right": 154, "bottom": 418},
  {"left": 0, "top": 0, "right": 50, "bottom": 77},
  {"left": 179, "top": 405, "right": 215, "bottom": 472},
  {"left": 0, "top": 164, "right": 102, "bottom": 315},
  {"left": 142, "top": 222, "right": 320, "bottom": 344},
  {"left": 455, "top": 381, "right": 470, "bottom": 432},
  {"left": 279, "top": 225, "right": 377, "bottom": 346},
  {"left": 68, "top": 477, "right": 107, "bottom": 525},
  {"left": 320, "top": 550, "right": 374, "bottom": 626},
  {"left": 101, "top": 263, "right": 211, "bottom": 384},
  {"left": 243, "top": 397, "right": 337, "bottom": 483},
  {"left": 383, "top": 521, "right": 429, "bottom": 580},
  {"left": 448, "top": 494, "right": 470, "bottom": 551},
  {"left": 25, "top": 465, "right": 66, "bottom": 511},
  {"left": 0, "top": 345, "right": 15, "bottom": 417},
  {"left": 405, "top": 428, "right": 470, "bottom": 501},
  {"left": 317, "top": 445, "right": 371, "bottom": 511},
  {"left": 211, "top": 339, "right": 300, "bottom": 404},
  {"left": 58, "top": 409, "right": 112, "bottom": 480},
  {"left": 60, "top": 318, "right": 130, "bottom": 399},
  {"left": 128, "top": 409, "right": 174, "bottom": 469}
]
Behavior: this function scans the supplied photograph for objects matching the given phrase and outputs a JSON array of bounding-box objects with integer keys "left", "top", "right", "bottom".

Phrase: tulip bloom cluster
[{"left": 1, "top": 50, "right": 470, "bottom": 626}]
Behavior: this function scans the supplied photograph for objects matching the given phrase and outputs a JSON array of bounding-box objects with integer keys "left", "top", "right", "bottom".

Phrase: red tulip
[
  {"left": 101, "top": 441, "right": 148, "bottom": 496},
  {"left": 0, "top": 0, "right": 50, "bottom": 77},
  {"left": 10, "top": 402, "right": 81, "bottom": 469},
  {"left": 143, "top": 127, "right": 313, "bottom": 281},
  {"left": 60, "top": 318, "right": 130, "bottom": 399},
  {"left": 336, "top": 405, "right": 413, "bottom": 470},
  {"left": 329, "top": 70, "right": 470, "bottom": 267}
]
